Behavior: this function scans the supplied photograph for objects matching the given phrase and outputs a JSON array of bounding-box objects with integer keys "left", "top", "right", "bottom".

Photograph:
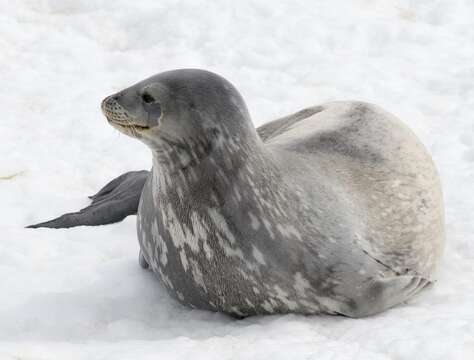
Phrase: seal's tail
[{"left": 27, "top": 170, "right": 149, "bottom": 229}]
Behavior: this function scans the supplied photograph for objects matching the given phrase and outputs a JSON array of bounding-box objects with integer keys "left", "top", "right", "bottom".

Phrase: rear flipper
[
  {"left": 27, "top": 170, "right": 150, "bottom": 229},
  {"left": 338, "top": 275, "right": 431, "bottom": 318}
]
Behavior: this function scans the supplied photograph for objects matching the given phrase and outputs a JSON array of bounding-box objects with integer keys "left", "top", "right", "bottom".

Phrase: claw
[{"left": 139, "top": 250, "right": 150, "bottom": 269}]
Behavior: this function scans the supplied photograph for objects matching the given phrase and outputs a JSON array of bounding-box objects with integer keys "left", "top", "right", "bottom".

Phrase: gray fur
[{"left": 30, "top": 69, "right": 445, "bottom": 318}]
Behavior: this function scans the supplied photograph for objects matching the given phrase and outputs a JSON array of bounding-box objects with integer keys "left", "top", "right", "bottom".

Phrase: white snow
[{"left": 1, "top": 0, "right": 474, "bottom": 358}]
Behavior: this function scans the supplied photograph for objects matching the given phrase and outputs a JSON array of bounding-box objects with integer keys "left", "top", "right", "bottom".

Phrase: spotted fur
[{"left": 102, "top": 69, "right": 444, "bottom": 318}]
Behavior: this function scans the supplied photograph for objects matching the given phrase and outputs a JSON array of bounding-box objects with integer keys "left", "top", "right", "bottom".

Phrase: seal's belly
[
  {"left": 136, "top": 184, "right": 347, "bottom": 316},
  {"left": 138, "top": 210, "right": 293, "bottom": 315},
  {"left": 137, "top": 187, "right": 255, "bottom": 314}
]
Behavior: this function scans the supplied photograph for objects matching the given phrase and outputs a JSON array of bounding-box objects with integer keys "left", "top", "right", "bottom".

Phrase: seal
[{"left": 29, "top": 69, "right": 445, "bottom": 318}]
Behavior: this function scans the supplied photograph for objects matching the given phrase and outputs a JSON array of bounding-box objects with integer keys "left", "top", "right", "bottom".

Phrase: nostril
[
  {"left": 101, "top": 97, "right": 113, "bottom": 112},
  {"left": 102, "top": 95, "right": 117, "bottom": 108}
]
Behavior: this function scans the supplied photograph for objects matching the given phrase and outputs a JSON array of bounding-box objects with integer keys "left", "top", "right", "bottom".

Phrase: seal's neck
[{"left": 150, "top": 127, "right": 279, "bottom": 201}]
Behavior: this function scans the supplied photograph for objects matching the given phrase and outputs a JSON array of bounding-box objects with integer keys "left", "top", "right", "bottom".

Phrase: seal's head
[{"left": 101, "top": 69, "right": 259, "bottom": 169}]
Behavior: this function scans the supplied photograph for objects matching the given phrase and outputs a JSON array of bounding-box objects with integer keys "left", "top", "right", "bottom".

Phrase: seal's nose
[
  {"left": 101, "top": 98, "right": 108, "bottom": 116},
  {"left": 101, "top": 95, "right": 119, "bottom": 116},
  {"left": 100, "top": 97, "right": 108, "bottom": 113}
]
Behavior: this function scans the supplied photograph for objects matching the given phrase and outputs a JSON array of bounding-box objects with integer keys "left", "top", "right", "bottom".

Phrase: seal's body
[{"left": 30, "top": 69, "right": 444, "bottom": 317}]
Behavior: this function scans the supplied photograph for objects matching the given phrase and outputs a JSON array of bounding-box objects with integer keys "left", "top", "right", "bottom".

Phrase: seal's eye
[{"left": 141, "top": 92, "right": 156, "bottom": 104}]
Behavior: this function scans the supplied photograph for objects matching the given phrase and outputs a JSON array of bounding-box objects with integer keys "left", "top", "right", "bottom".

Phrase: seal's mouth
[
  {"left": 106, "top": 119, "right": 151, "bottom": 137},
  {"left": 101, "top": 95, "right": 154, "bottom": 136},
  {"left": 110, "top": 121, "right": 150, "bottom": 131}
]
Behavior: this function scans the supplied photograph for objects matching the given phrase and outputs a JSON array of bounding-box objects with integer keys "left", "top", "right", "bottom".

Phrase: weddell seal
[{"left": 29, "top": 69, "right": 445, "bottom": 317}]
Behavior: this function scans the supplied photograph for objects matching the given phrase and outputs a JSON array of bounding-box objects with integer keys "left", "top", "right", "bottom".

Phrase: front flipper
[
  {"left": 27, "top": 170, "right": 150, "bottom": 229},
  {"left": 138, "top": 250, "right": 150, "bottom": 269}
]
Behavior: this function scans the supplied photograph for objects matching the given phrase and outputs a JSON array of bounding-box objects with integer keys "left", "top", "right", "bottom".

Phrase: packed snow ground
[{"left": 1, "top": 0, "right": 474, "bottom": 359}]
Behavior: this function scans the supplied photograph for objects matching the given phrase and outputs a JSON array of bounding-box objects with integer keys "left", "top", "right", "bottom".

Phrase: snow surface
[{"left": 1, "top": 0, "right": 474, "bottom": 359}]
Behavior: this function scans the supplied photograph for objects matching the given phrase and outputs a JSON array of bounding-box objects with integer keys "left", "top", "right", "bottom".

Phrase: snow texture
[{"left": 1, "top": 0, "right": 474, "bottom": 359}]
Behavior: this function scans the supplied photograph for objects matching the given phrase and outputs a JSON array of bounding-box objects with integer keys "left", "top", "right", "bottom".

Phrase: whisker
[{"left": 124, "top": 117, "right": 139, "bottom": 137}]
